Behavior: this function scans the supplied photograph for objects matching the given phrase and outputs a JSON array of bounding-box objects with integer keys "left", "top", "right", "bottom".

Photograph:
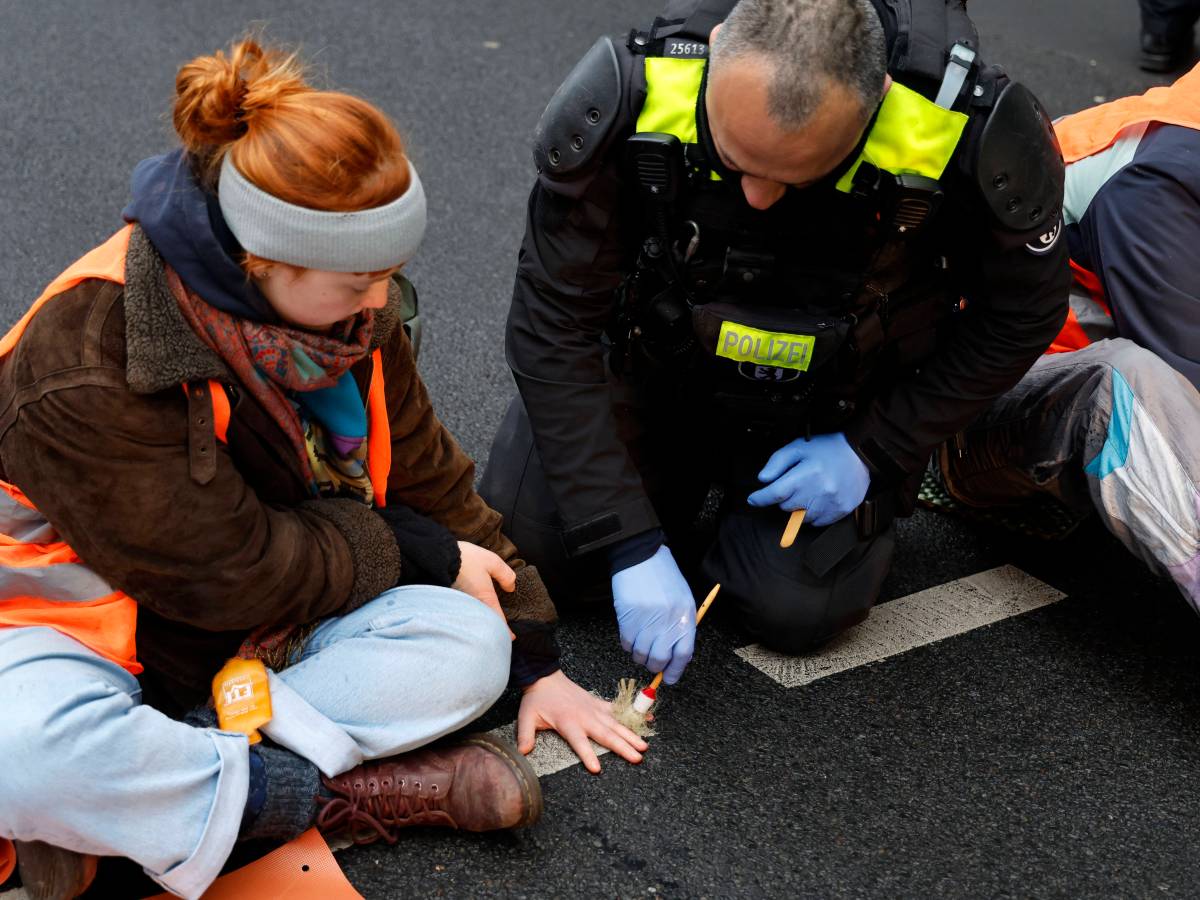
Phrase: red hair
[{"left": 173, "top": 38, "right": 411, "bottom": 275}]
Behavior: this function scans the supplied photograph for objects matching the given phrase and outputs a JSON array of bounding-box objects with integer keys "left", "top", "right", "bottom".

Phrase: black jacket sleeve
[
  {"left": 506, "top": 150, "right": 663, "bottom": 555},
  {"left": 844, "top": 87, "right": 1072, "bottom": 482}
]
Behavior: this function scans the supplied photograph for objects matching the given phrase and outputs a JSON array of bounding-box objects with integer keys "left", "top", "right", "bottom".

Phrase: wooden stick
[
  {"left": 694, "top": 582, "right": 721, "bottom": 626},
  {"left": 646, "top": 583, "right": 722, "bottom": 692},
  {"left": 780, "top": 508, "right": 807, "bottom": 549}
]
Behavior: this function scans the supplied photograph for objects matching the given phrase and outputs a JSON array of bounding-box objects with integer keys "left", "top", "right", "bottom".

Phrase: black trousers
[
  {"left": 1141, "top": 0, "right": 1200, "bottom": 39},
  {"left": 480, "top": 395, "right": 895, "bottom": 655}
]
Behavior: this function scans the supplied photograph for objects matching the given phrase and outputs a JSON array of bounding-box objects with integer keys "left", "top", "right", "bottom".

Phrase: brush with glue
[
  {"left": 615, "top": 508, "right": 806, "bottom": 728},
  {"left": 631, "top": 580, "right": 723, "bottom": 715}
]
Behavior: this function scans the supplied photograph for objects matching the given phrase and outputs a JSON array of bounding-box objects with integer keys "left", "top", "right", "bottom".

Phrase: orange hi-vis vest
[
  {"left": 0, "top": 225, "right": 393, "bottom": 674},
  {"left": 1048, "top": 63, "right": 1200, "bottom": 354}
]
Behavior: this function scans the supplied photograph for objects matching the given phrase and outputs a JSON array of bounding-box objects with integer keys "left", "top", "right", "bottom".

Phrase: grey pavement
[{"left": 0, "top": 1, "right": 1195, "bottom": 898}]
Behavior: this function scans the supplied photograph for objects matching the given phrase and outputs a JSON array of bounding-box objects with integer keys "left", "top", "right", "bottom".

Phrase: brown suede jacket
[{"left": 0, "top": 227, "right": 558, "bottom": 707}]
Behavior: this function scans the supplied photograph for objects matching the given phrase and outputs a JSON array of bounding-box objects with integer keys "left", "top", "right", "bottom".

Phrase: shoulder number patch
[{"left": 664, "top": 40, "right": 708, "bottom": 59}]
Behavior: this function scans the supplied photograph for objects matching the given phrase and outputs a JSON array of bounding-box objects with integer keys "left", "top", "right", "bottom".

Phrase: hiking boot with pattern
[{"left": 315, "top": 732, "right": 542, "bottom": 844}]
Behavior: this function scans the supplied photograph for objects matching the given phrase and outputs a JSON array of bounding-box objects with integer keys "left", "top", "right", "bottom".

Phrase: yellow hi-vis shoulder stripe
[
  {"left": 636, "top": 56, "right": 722, "bottom": 182},
  {"left": 637, "top": 57, "right": 706, "bottom": 141},
  {"left": 717, "top": 321, "right": 816, "bottom": 371},
  {"left": 836, "top": 82, "right": 969, "bottom": 193}
]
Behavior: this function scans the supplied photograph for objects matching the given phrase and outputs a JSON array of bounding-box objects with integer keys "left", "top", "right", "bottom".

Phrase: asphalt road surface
[{"left": 0, "top": 1, "right": 1195, "bottom": 898}]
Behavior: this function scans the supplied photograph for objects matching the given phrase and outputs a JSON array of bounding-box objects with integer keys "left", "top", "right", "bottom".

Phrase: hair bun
[{"left": 174, "top": 38, "right": 309, "bottom": 153}]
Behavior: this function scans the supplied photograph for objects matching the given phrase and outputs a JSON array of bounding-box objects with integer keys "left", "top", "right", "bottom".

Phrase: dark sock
[
  {"left": 184, "top": 705, "right": 322, "bottom": 841},
  {"left": 241, "top": 748, "right": 268, "bottom": 828},
  {"left": 238, "top": 744, "right": 322, "bottom": 843},
  {"left": 182, "top": 704, "right": 218, "bottom": 729}
]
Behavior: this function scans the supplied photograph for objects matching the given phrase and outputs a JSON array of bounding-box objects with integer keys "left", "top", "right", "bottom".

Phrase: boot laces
[{"left": 316, "top": 772, "right": 457, "bottom": 844}]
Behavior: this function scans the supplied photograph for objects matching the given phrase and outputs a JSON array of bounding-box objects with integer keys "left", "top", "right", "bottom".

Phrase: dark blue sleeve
[{"left": 1076, "top": 124, "right": 1200, "bottom": 389}]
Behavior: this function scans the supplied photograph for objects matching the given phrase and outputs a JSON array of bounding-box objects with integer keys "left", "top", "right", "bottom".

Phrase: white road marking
[
  {"left": 735, "top": 564, "right": 1065, "bottom": 688},
  {"left": 0, "top": 889, "right": 26, "bottom": 899},
  {"left": 489, "top": 723, "right": 609, "bottom": 777}
]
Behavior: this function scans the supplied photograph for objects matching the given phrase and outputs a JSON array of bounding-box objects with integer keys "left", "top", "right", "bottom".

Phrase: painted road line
[
  {"left": 489, "top": 723, "right": 609, "bottom": 777},
  {"left": 735, "top": 565, "right": 1065, "bottom": 688}
]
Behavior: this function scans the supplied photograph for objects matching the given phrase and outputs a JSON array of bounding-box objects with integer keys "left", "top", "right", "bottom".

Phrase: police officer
[{"left": 481, "top": 0, "right": 1070, "bottom": 686}]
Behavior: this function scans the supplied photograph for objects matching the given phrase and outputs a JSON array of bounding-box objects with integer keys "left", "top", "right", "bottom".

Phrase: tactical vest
[
  {"left": 0, "top": 226, "right": 395, "bottom": 673},
  {"left": 616, "top": 1, "right": 983, "bottom": 432}
]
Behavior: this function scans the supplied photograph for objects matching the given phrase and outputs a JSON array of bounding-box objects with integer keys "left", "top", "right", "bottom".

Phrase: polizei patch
[{"left": 716, "top": 322, "right": 816, "bottom": 371}]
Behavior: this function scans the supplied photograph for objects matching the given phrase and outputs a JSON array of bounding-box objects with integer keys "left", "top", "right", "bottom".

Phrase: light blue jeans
[{"left": 0, "top": 586, "right": 511, "bottom": 899}]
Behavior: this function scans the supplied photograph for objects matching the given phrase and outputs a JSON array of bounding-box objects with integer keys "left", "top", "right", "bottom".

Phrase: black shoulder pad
[
  {"left": 975, "top": 82, "right": 1064, "bottom": 231},
  {"left": 533, "top": 37, "right": 623, "bottom": 179}
]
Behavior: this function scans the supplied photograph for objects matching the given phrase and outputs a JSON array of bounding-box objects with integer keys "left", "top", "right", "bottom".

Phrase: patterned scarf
[{"left": 167, "top": 265, "right": 375, "bottom": 492}]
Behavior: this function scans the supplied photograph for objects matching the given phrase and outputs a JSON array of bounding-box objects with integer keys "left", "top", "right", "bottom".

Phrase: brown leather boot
[
  {"left": 14, "top": 841, "right": 97, "bottom": 900},
  {"left": 315, "top": 733, "right": 542, "bottom": 845}
]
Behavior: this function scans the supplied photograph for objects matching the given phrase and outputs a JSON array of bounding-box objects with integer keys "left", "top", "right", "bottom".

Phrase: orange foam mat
[
  {"left": 149, "top": 829, "right": 362, "bottom": 900},
  {"left": 0, "top": 837, "right": 14, "bottom": 884}
]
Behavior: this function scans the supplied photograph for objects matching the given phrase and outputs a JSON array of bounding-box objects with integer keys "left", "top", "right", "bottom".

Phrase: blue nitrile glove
[
  {"left": 611, "top": 545, "right": 696, "bottom": 685},
  {"left": 746, "top": 432, "right": 871, "bottom": 527}
]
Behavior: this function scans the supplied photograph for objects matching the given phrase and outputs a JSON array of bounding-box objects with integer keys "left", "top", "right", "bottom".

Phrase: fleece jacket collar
[{"left": 122, "top": 226, "right": 403, "bottom": 394}]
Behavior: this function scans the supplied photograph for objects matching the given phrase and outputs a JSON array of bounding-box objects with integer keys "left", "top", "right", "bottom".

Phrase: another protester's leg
[
  {"left": 701, "top": 442, "right": 896, "bottom": 654},
  {"left": 940, "top": 338, "right": 1200, "bottom": 608},
  {"left": 1140, "top": 0, "right": 1200, "bottom": 41},
  {"left": 0, "top": 626, "right": 250, "bottom": 899},
  {"left": 1139, "top": 0, "right": 1200, "bottom": 69}
]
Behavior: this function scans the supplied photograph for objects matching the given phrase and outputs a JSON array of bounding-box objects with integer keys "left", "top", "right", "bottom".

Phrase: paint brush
[
  {"left": 630, "top": 582, "right": 722, "bottom": 715},
  {"left": 612, "top": 510, "right": 807, "bottom": 734}
]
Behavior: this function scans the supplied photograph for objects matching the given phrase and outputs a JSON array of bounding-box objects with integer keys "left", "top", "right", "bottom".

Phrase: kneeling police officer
[{"left": 481, "top": 0, "right": 1070, "bottom": 685}]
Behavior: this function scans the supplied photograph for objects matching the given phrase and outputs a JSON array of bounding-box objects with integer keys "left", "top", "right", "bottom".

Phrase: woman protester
[{"left": 0, "top": 38, "right": 647, "bottom": 900}]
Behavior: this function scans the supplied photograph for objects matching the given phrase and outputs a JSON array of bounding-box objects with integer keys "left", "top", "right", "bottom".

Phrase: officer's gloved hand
[
  {"left": 746, "top": 432, "right": 871, "bottom": 527},
  {"left": 611, "top": 545, "right": 696, "bottom": 685}
]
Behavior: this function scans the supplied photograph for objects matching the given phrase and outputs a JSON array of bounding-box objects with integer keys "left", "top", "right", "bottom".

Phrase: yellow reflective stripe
[
  {"left": 716, "top": 321, "right": 816, "bottom": 372},
  {"left": 637, "top": 57, "right": 706, "bottom": 141},
  {"left": 836, "top": 82, "right": 969, "bottom": 193},
  {"left": 637, "top": 56, "right": 722, "bottom": 182}
]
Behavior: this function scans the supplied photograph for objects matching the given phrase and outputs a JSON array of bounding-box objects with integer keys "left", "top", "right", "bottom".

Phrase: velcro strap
[
  {"left": 563, "top": 513, "right": 623, "bottom": 556},
  {"left": 934, "top": 44, "right": 977, "bottom": 110}
]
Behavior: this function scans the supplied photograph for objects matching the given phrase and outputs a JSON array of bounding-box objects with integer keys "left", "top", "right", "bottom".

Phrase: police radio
[
  {"left": 627, "top": 132, "right": 685, "bottom": 204},
  {"left": 626, "top": 132, "right": 687, "bottom": 268},
  {"left": 622, "top": 132, "right": 696, "bottom": 364}
]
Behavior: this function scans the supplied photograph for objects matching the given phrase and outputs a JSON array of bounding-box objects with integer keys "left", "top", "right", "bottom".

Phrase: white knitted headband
[{"left": 217, "top": 154, "right": 427, "bottom": 272}]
